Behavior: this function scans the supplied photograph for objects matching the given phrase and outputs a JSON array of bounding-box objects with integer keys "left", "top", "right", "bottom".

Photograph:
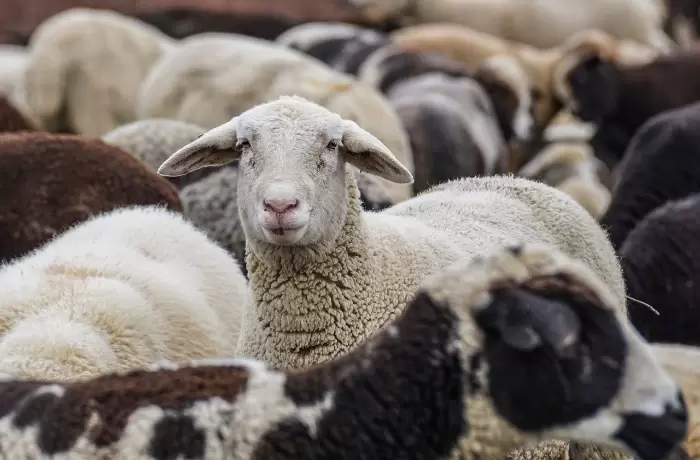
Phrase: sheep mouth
[{"left": 268, "top": 226, "right": 303, "bottom": 236}]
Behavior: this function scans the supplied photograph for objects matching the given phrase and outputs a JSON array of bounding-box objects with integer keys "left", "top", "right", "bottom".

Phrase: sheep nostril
[{"left": 263, "top": 198, "right": 299, "bottom": 214}]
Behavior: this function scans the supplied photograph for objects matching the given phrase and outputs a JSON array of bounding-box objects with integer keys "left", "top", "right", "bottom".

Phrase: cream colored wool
[
  {"left": 157, "top": 96, "right": 627, "bottom": 459},
  {"left": 0, "top": 45, "right": 27, "bottom": 99},
  {"left": 0, "top": 206, "right": 247, "bottom": 382},
  {"left": 22, "top": 8, "right": 176, "bottom": 136},
  {"left": 102, "top": 118, "right": 206, "bottom": 171},
  {"left": 138, "top": 33, "right": 414, "bottom": 203},
  {"left": 350, "top": 0, "right": 674, "bottom": 51},
  {"left": 518, "top": 142, "right": 612, "bottom": 219}
]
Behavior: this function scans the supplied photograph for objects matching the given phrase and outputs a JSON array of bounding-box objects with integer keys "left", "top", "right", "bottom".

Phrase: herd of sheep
[{"left": 0, "top": 1, "right": 698, "bottom": 459}]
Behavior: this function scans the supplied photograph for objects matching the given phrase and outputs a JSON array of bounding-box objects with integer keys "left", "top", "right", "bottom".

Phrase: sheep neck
[
  {"left": 243, "top": 175, "right": 384, "bottom": 369},
  {"left": 251, "top": 288, "right": 471, "bottom": 460}
]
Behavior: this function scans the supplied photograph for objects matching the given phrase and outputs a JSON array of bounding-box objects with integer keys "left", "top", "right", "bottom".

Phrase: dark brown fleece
[
  {"left": 601, "top": 102, "right": 700, "bottom": 250},
  {"left": 0, "top": 96, "right": 36, "bottom": 133},
  {"left": 621, "top": 193, "right": 700, "bottom": 346},
  {"left": 0, "top": 132, "right": 182, "bottom": 263}
]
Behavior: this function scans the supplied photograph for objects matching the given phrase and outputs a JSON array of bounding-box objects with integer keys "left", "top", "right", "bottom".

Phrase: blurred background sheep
[{"left": 0, "top": 0, "right": 699, "bottom": 458}]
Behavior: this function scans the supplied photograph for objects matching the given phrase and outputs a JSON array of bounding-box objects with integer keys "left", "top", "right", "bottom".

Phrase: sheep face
[
  {"left": 554, "top": 53, "right": 621, "bottom": 124},
  {"left": 158, "top": 95, "right": 412, "bottom": 246},
  {"left": 426, "top": 243, "right": 688, "bottom": 460},
  {"left": 473, "top": 55, "right": 535, "bottom": 144}
]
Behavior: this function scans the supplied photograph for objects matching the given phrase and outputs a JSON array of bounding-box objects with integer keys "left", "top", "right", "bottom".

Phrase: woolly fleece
[
  {"left": 23, "top": 8, "right": 175, "bottom": 136},
  {"left": 0, "top": 206, "right": 247, "bottom": 382}
]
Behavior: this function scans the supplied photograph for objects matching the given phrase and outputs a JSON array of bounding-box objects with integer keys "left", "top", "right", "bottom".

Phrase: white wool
[
  {"left": 0, "top": 45, "right": 27, "bottom": 100},
  {"left": 22, "top": 8, "right": 176, "bottom": 136},
  {"left": 0, "top": 205, "right": 247, "bottom": 381},
  {"left": 138, "top": 32, "right": 414, "bottom": 203},
  {"left": 353, "top": 0, "right": 674, "bottom": 51}
]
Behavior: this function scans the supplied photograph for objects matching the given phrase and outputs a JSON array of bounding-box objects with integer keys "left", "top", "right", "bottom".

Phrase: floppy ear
[
  {"left": 474, "top": 286, "right": 581, "bottom": 354},
  {"left": 341, "top": 119, "right": 413, "bottom": 184},
  {"left": 157, "top": 117, "right": 241, "bottom": 177}
]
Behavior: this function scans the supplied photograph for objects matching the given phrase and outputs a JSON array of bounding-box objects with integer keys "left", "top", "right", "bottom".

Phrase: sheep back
[
  {"left": 621, "top": 194, "right": 700, "bottom": 346},
  {"left": 24, "top": 8, "right": 175, "bottom": 136},
  {"left": 101, "top": 118, "right": 214, "bottom": 189},
  {"left": 0, "top": 132, "right": 182, "bottom": 263},
  {"left": 601, "top": 103, "right": 700, "bottom": 250}
]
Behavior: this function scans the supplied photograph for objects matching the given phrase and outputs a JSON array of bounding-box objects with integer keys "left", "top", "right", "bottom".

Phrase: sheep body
[
  {"left": 0, "top": 243, "right": 684, "bottom": 460},
  {"left": 620, "top": 193, "right": 700, "bottom": 346},
  {"left": 0, "top": 132, "right": 182, "bottom": 264},
  {"left": 0, "top": 205, "right": 247, "bottom": 381},
  {"left": 386, "top": 73, "right": 508, "bottom": 193},
  {"left": 138, "top": 33, "right": 413, "bottom": 202},
  {"left": 350, "top": 0, "right": 673, "bottom": 50},
  {"left": 518, "top": 142, "right": 611, "bottom": 219},
  {"left": 276, "top": 22, "right": 390, "bottom": 74},
  {"left": 101, "top": 118, "right": 214, "bottom": 189},
  {"left": 23, "top": 8, "right": 176, "bottom": 135},
  {"left": 601, "top": 102, "right": 700, "bottom": 250}
]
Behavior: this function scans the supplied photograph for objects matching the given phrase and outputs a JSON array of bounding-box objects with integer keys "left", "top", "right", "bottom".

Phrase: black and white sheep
[
  {"left": 384, "top": 72, "right": 509, "bottom": 193},
  {"left": 275, "top": 22, "right": 391, "bottom": 75},
  {"left": 600, "top": 102, "right": 700, "bottom": 251},
  {"left": 0, "top": 132, "right": 182, "bottom": 264},
  {"left": 0, "top": 243, "right": 687, "bottom": 460}
]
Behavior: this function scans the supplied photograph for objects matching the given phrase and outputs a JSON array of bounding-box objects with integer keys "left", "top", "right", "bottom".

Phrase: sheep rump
[{"left": 0, "top": 206, "right": 247, "bottom": 381}]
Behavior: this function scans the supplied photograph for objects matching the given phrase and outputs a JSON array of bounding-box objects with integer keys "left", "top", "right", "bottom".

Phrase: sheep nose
[{"left": 264, "top": 198, "right": 299, "bottom": 214}]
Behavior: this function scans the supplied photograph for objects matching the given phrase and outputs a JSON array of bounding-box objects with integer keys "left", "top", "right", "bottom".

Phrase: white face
[
  {"left": 235, "top": 107, "right": 349, "bottom": 247},
  {"left": 157, "top": 96, "right": 414, "bottom": 249}
]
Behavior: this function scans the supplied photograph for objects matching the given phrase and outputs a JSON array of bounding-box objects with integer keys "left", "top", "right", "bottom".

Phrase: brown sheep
[
  {"left": 0, "top": 96, "right": 36, "bottom": 133},
  {"left": 0, "top": 132, "right": 182, "bottom": 263}
]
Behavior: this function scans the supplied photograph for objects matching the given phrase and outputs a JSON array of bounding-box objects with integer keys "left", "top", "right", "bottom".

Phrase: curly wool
[
  {"left": 0, "top": 206, "right": 247, "bottom": 382},
  {"left": 101, "top": 118, "right": 214, "bottom": 189},
  {"left": 238, "top": 173, "right": 627, "bottom": 459},
  {"left": 238, "top": 173, "right": 625, "bottom": 369}
]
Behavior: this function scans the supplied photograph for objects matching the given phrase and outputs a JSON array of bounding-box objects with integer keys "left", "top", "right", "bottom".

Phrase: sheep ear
[
  {"left": 341, "top": 119, "right": 413, "bottom": 184},
  {"left": 158, "top": 118, "right": 241, "bottom": 177},
  {"left": 474, "top": 287, "right": 581, "bottom": 354}
]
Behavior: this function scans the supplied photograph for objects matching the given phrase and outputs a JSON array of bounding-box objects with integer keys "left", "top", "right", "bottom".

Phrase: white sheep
[
  {"left": 138, "top": 32, "right": 414, "bottom": 203},
  {"left": 158, "top": 95, "right": 628, "bottom": 459},
  {"left": 348, "top": 0, "right": 675, "bottom": 51},
  {"left": 22, "top": 8, "right": 176, "bottom": 136},
  {"left": 0, "top": 205, "right": 247, "bottom": 382},
  {"left": 0, "top": 243, "right": 686, "bottom": 460}
]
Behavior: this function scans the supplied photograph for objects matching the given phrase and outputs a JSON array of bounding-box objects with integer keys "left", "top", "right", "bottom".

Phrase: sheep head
[
  {"left": 421, "top": 242, "right": 688, "bottom": 460},
  {"left": 552, "top": 30, "right": 622, "bottom": 123},
  {"left": 158, "top": 95, "right": 412, "bottom": 247}
]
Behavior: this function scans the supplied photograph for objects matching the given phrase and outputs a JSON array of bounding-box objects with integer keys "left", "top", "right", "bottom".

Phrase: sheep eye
[
  {"left": 326, "top": 140, "right": 340, "bottom": 150},
  {"left": 237, "top": 139, "right": 251, "bottom": 149}
]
